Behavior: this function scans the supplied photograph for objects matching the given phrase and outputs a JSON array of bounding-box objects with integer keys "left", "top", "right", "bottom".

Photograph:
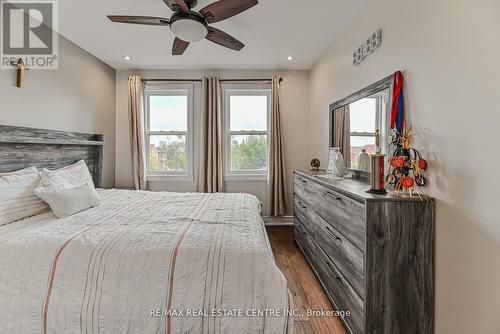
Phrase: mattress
[{"left": 0, "top": 189, "right": 293, "bottom": 334}]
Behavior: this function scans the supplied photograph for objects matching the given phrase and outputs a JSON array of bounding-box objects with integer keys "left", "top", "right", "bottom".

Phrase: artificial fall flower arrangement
[{"left": 386, "top": 126, "right": 428, "bottom": 197}]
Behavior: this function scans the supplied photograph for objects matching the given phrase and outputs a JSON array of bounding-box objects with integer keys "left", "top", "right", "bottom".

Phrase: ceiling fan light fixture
[{"left": 170, "top": 15, "right": 208, "bottom": 42}]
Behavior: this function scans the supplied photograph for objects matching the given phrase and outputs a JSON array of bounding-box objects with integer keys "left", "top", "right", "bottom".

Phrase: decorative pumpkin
[
  {"left": 418, "top": 159, "right": 428, "bottom": 170},
  {"left": 390, "top": 156, "right": 405, "bottom": 168},
  {"left": 401, "top": 176, "right": 415, "bottom": 189}
]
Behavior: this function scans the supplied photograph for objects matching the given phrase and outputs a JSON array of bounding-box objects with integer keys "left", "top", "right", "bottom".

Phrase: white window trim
[
  {"left": 144, "top": 83, "right": 194, "bottom": 182},
  {"left": 222, "top": 84, "right": 271, "bottom": 181}
]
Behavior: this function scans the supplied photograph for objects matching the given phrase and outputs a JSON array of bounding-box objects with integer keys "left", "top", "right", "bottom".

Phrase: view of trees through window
[
  {"left": 149, "top": 135, "right": 187, "bottom": 172},
  {"left": 146, "top": 87, "right": 270, "bottom": 177},
  {"left": 231, "top": 134, "right": 267, "bottom": 170},
  {"left": 147, "top": 94, "right": 189, "bottom": 173},
  {"left": 227, "top": 93, "right": 269, "bottom": 173}
]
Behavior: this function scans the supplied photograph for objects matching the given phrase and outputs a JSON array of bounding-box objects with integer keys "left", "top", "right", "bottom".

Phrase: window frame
[
  {"left": 144, "top": 83, "right": 194, "bottom": 181},
  {"left": 222, "top": 83, "right": 271, "bottom": 181}
]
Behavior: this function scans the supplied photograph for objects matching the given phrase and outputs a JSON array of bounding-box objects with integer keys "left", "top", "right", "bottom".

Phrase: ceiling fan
[{"left": 108, "top": 0, "right": 258, "bottom": 55}]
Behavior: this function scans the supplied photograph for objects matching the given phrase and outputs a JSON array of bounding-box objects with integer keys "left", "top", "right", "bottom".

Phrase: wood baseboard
[{"left": 263, "top": 216, "right": 293, "bottom": 226}]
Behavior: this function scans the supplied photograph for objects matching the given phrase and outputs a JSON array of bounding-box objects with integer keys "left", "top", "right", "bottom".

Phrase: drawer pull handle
[
  {"left": 297, "top": 201, "right": 307, "bottom": 210},
  {"left": 324, "top": 260, "right": 343, "bottom": 282},
  {"left": 301, "top": 180, "right": 307, "bottom": 183},
  {"left": 324, "top": 191, "right": 342, "bottom": 200},
  {"left": 297, "top": 225, "right": 306, "bottom": 235},
  {"left": 323, "top": 226, "right": 342, "bottom": 241}
]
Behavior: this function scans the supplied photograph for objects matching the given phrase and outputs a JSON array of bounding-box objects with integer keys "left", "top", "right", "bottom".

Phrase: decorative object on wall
[
  {"left": 390, "top": 71, "right": 405, "bottom": 132},
  {"left": 387, "top": 126, "right": 428, "bottom": 196},
  {"left": 13, "top": 58, "right": 28, "bottom": 88},
  {"left": 367, "top": 130, "right": 387, "bottom": 194},
  {"left": 310, "top": 158, "right": 321, "bottom": 171},
  {"left": 353, "top": 29, "right": 382, "bottom": 65},
  {"left": 385, "top": 70, "right": 428, "bottom": 196}
]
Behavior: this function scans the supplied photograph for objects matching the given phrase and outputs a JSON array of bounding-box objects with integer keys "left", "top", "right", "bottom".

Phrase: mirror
[{"left": 329, "top": 75, "right": 394, "bottom": 174}]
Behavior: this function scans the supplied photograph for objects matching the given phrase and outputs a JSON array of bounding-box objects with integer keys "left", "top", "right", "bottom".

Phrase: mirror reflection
[{"left": 332, "top": 88, "right": 390, "bottom": 172}]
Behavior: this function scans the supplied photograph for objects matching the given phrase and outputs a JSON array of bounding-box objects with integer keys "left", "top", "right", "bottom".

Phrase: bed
[{"left": 0, "top": 125, "right": 293, "bottom": 334}]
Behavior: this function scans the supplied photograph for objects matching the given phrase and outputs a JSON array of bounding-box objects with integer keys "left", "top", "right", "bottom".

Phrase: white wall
[
  {"left": 0, "top": 35, "right": 116, "bottom": 187},
  {"left": 308, "top": 0, "right": 500, "bottom": 332},
  {"left": 115, "top": 69, "right": 309, "bottom": 214}
]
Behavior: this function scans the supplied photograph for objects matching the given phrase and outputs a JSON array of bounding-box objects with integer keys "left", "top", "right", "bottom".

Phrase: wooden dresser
[{"left": 293, "top": 170, "right": 434, "bottom": 334}]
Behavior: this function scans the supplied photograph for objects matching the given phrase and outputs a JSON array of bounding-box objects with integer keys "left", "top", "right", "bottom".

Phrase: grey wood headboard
[{"left": 0, "top": 125, "right": 104, "bottom": 187}]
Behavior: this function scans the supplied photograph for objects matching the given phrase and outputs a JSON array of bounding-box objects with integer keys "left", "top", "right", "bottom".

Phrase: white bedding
[{"left": 0, "top": 189, "right": 293, "bottom": 334}]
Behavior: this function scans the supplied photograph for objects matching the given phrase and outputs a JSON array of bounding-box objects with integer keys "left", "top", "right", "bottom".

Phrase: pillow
[
  {"left": 34, "top": 160, "right": 101, "bottom": 218},
  {"left": 37, "top": 160, "right": 96, "bottom": 191},
  {"left": 0, "top": 167, "right": 49, "bottom": 226},
  {"left": 35, "top": 184, "right": 101, "bottom": 218}
]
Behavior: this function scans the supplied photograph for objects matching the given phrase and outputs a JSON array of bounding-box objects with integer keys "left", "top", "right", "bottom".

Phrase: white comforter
[{"left": 0, "top": 189, "right": 293, "bottom": 334}]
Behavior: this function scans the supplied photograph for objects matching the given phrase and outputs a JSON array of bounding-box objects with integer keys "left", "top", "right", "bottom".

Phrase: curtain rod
[{"left": 141, "top": 78, "right": 282, "bottom": 83}]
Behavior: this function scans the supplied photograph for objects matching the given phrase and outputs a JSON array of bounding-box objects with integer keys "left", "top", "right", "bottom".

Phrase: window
[
  {"left": 223, "top": 85, "right": 271, "bottom": 180},
  {"left": 145, "top": 84, "right": 193, "bottom": 180},
  {"left": 349, "top": 95, "right": 387, "bottom": 169}
]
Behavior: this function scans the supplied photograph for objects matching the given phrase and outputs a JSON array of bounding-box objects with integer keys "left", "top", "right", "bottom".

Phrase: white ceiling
[{"left": 59, "top": 0, "right": 366, "bottom": 70}]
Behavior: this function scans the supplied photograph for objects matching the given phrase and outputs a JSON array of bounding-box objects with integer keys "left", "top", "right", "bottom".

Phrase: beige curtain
[
  {"left": 197, "top": 77, "right": 224, "bottom": 193},
  {"left": 128, "top": 76, "right": 147, "bottom": 190},
  {"left": 266, "top": 76, "right": 288, "bottom": 216},
  {"left": 333, "top": 105, "right": 351, "bottom": 168}
]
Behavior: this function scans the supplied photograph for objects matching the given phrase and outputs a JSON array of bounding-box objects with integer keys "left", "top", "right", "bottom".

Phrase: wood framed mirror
[{"left": 329, "top": 74, "right": 394, "bottom": 180}]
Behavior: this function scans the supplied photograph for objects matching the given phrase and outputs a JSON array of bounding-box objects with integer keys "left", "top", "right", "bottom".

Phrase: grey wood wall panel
[
  {"left": 0, "top": 125, "right": 104, "bottom": 187},
  {"left": 293, "top": 170, "right": 435, "bottom": 334}
]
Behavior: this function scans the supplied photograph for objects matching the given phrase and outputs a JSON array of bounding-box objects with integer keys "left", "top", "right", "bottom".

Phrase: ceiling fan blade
[
  {"left": 206, "top": 27, "right": 244, "bottom": 51},
  {"left": 200, "top": 0, "right": 258, "bottom": 23},
  {"left": 163, "top": 0, "right": 189, "bottom": 13},
  {"left": 172, "top": 38, "right": 190, "bottom": 55},
  {"left": 107, "top": 15, "right": 170, "bottom": 26}
]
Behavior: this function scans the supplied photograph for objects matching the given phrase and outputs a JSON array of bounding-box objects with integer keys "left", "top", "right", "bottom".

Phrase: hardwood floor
[{"left": 267, "top": 226, "right": 347, "bottom": 334}]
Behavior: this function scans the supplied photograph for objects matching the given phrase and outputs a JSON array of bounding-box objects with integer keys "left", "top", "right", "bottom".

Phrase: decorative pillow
[
  {"left": 35, "top": 184, "right": 101, "bottom": 218},
  {"left": 34, "top": 160, "right": 101, "bottom": 218},
  {"left": 0, "top": 167, "right": 49, "bottom": 226},
  {"left": 37, "top": 160, "right": 95, "bottom": 191}
]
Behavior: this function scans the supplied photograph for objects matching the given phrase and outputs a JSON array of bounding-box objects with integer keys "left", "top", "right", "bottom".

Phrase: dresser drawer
[
  {"left": 294, "top": 174, "right": 315, "bottom": 204},
  {"left": 314, "top": 246, "right": 364, "bottom": 334},
  {"left": 310, "top": 206, "right": 365, "bottom": 299},
  {"left": 294, "top": 218, "right": 315, "bottom": 260},
  {"left": 294, "top": 197, "right": 314, "bottom": 236},
  {"left": 294, "top": 174, "right": 365, "bottom": 250}
]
